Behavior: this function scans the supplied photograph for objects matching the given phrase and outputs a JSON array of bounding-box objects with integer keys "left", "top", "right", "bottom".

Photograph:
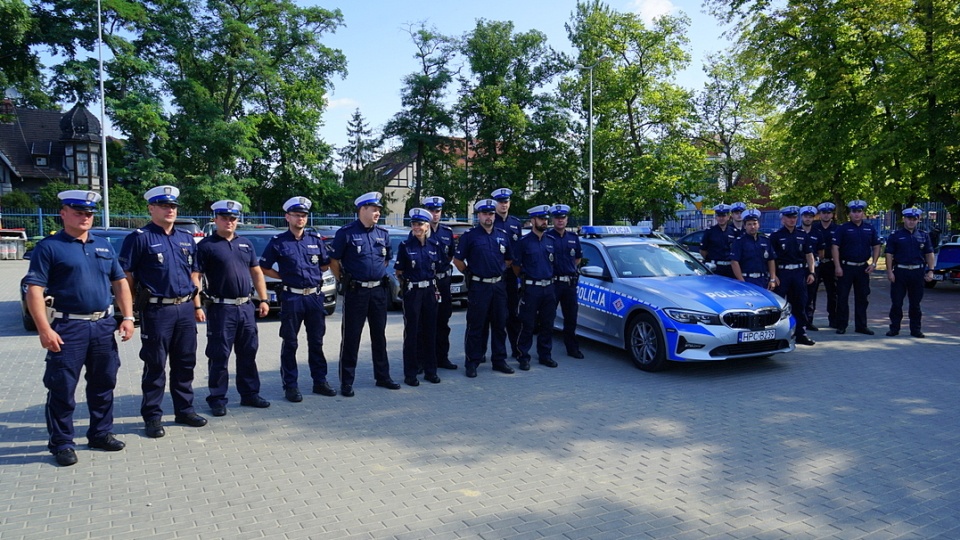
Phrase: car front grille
[
  {"left": 710, "top": 339, "right": 790, "bottom": 357},
  {"left": 722, "top": 308, "right": 782, "bottom": 330}
]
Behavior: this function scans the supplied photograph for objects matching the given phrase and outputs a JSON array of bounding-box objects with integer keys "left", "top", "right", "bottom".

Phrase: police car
[{"left": 558, "top": 226, "right": 795, "bottom": 371}]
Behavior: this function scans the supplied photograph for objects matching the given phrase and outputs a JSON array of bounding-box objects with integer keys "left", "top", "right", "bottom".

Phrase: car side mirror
[{"left": 580, "top": 266, "right": 608, "bottom": 280}]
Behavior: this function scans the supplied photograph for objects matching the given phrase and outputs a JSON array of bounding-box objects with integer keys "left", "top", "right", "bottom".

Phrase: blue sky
[{"left": 315, "top": 0, "right": 733, "bottom": 150}]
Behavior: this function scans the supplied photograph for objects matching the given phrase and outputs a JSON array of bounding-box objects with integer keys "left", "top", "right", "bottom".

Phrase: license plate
[
  {"left": 739, "top": 330, "right": 775, "bottom": 342},
  {"left": 932, "top": 273, "right": 943, "bottom": 281},
  {"left": 451, "top": 285, "right": 462, "bottom": 293}
]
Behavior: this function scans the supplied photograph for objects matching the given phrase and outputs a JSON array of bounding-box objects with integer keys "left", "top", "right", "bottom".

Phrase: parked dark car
[{"left": 174, "top": 218, "right": 204, "bottom": 242}]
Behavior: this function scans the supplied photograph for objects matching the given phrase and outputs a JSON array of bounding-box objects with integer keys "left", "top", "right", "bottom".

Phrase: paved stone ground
[{"left": 1, "top": 259, "right": 959, "bottom": 539}]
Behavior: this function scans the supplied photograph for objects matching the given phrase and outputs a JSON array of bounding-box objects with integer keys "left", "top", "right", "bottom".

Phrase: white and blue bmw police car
[{"left": 559, "top": 226, "right": 795, "bottom": 371}]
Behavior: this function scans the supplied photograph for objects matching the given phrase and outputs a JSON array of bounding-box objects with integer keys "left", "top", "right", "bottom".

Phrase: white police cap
[
  {"left": 409, "top": 208, "right": 431, "bottom": 222},
  {"left": 730, "top": 202, "right": 747, "bottom": 212},
  {"left": 800, "top": 205, "right": 818, "bottom": 216},
  {"left": 354, "top": 191, "right": 383, "bottom": 208},
  {"left": 713, "top": 203, "right": 731, "bottom": 214},
  {"left": 421, "top": 195, "right": 445, "bottom": 209},
  {"left": 780, "top": 205, "right": 800, "bottom": 216},
  {"left": 144, "top": 185, "right": 180, "bottom": 205},
  {"left": 902, "top": 207, "right": 922, "bottom": 218},
  {"left": 742, "top": 209, "right": 761, "bottom": 221},
  {"left": 491, "top": 187, "right": 513, "bottom": 201},
  {"left": 817, "top": 202, "right": 836, "bottom": 212},
  {"left": 527, "top": 204, "right": 551, "bottom": 218},
  {"left": 551, "top": 204, "right": 571, "bottom": 217},
  {"left": 283, "top": 196, "right": 311, "bottom": 213},
  {"left": 211, "top": 200, "right": 243, "bottom": 215},
  {"left": 847, "top": 199, "right": 868, "bottom": 210},
  {"left": 58, "top": 190, "right": 101, "bottom": 210},
  {"left": 474, "top": 199, "right": 497, "bottom": 212}
]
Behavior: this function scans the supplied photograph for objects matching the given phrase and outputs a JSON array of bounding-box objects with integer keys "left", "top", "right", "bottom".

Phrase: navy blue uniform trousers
[
  {"left": 43, "top": 317, "right": 120, "bottom": 453},
  {"left": 464, "top": 280, "right": 509, "bottom": 369},
  {"left": 836, "top": 264, "right": 871, "bottom": 331},
  {"left": 435, "top": 275, "right": 453, "bottom": 365},
  {"left": 518, "top": 283, "right": 557, "bottom": 363},
  {"left": 402, "top": 286, "right": 438, "bottom": 378},
  {"left": 889, "top": 267, "right": 925, "bottom": 333},
  {"left": 554, "top": 279, "right": 580, "bottom": 355},
  {"left": 139, "top": 302, "right": 198, "bottom": 421},
  {"left": 279, "top": 293, "right": 329, "bottom": 390},
  {"left": 810, "top": 263, "right": 839, "bottom": 328},
  {"left": 503, "top": 269, "right": 521, "bottom": 356},
  {"left": 775, "top": 268, "right": 810, "bottom": 338},
  {"left": 338, "top": 284, "right": 391, "bottom": 386},
  {"left": 205, "top": 302, "right": 261, "bottom": 407}
]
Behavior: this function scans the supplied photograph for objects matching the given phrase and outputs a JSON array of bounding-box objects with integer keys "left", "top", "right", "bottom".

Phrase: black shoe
[
  {"left": 539, "top": 359, "right": 559, "bottom": 367},
  {"left": 806, "top": 324, "right": 819, "bottom": 331},
  {"left": 240, "top": 395, "right": 270, "bottom": 408},
  {"left": 569, "top": 351, "right": 585, "bottom": 359},
  {"left": 376, "top": 379, "right": 402, "bottom": 390},
  {"left": 911, "top": 332, "right": 926, "bottom": 338},
  {"left": 465, "top": 366, "right": 477, "bottom": 378},
  {"left": 55, "top": 448, "right": 78, "bottom": 466},
  {"left": 404, "top": 377, "right": 420, "bottom": 387},
  {"left": 795, "top": 335, "right": 816, "bottom": 346},
  {"left": 211, "top": 404, "right": 227, "bottom": 417},
  {"left": 88, "top": 433, "right": 125, "bottom": 452},
  {"left": 855, "top": 327, "right": 875, "bottom": 335},
  {"left": 885, "top": 329, "right": 899, "bottom": 337},
  {"left": 285, "top": 387, "right": 303, "bottom": 403},
  {"left": 438, "top": 361, "right": 458, "bottom": 370},
  {"left": 312, "top": 382, "right": 337, "bottom": 397},
  {"left": 492, "top": 364, "right": 515, "bottom": 374},
  {"left": 174, "top": 412, "right": 208, "bottom": 427},
  {"left": 145, "top": 419, "right": 165, "bottom": 438},
  {"left": 424, "top": 374, "right": 441, "bottom": 384},
  {"left": 479, "top": 357, "right": 487, "bottom": 364},
  {"left": 518, "top": 361, "right": 531, "bottom": 371},
  {"left": 341, "top": 385, "right": 354, "bottom": 397},
  {"left": 836, "top": 328, "right": 847, "bottom": 335}
]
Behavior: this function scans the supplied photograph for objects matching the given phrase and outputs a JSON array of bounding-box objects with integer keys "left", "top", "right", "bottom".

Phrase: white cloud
[
  {"left": 627, "top": 0, "right": 677, "bottom": 25},
  {"left": 325, "top": 97, "right": 360, "bottom": 110}
]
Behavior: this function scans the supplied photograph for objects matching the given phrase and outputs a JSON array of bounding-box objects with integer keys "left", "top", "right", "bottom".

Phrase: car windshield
[
  {"left": 239, "top": 233, "right": 274, "bottom": 258},
  {"left": 90, "top": 230, "right": 132, "bottom": 252},
  {"left": 606, "top": 244, "right": 708, "bottom": 278}
]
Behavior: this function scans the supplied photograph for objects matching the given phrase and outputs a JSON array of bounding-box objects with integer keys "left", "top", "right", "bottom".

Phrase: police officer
[
  {"left": 810, "top": 202, "right": 840, "bottom": 329},
  {"left": 513, "top": 205, "right": 559, "bottom": 370},
  {"left": 730, "top": 209, "right": 778, "bottom": 290},
  {"left": 770, "top": 206, "right": 817, "bottom": 346},
  {"left": 491, "top": 187, "right": 524, "bottom": 358},
  {"left": 259, "top": 196, "right": 337, "bottom": 402},
  {"left": 395, "top": 208, "right": 442, "bottom": 386},
  {"left": 798, "top": 205, "right": 823, "bottom": 331},
  {"left": 329, "top": 192, "right": 399, "bottom": 396},
  {"left": 423, "top": 195, "right": 458, "bottom": 370},
  {"left": 884, "top": 207, "right": 936, "bottom": 338},
  {"left": 25, "top": 190, "right": 135, "bottom": 466},
  {"left": 545, "top": 204, "right": 583, "bottom": 359},
  {"left": 730, "top": 201, "right": 748, "bottom": 232},
  {"left": 194, "top": 200, "right": 270, "bottom": 417},
  {"left": 453, "top": 199, "right": 515, "bottom": 378},
  {"left": 699, "top": 204, "right": 740, "bottom": 278},
  {"left": 831, "top": 200, "right": 882, "bottom": 335},
  {"left": 119, "top": 185, "right": 207, "bottom": 438}
]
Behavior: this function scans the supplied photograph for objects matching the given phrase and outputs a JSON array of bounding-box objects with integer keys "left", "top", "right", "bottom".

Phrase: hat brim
[{"left": 65, "top": 204, "right": 97, "bottom": 212}]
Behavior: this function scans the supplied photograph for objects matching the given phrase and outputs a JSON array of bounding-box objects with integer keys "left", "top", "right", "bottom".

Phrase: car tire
[{"left": 626, "top": 312, "right": 667, "bottom": 372}]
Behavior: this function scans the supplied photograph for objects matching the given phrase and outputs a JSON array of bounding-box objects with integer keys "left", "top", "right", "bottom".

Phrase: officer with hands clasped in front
[
  {"left": 329, "top": 191, "right": 400, "bottom": 396},
  {"left": 831, "top": 199, "right": 882, "bottom": 335},
  {"left": 454, "top": 199, "right": 516, "bottom": 378},
  {"left": 395, "top": 208, "right": 442, "bottom": 387},
  {"left": 119, "top": 185, "right": 207, "bottom": 439},
  {"left": 423, "top": 195, "right": 458, "bottom": 371},
  {"left": 545, "top": 204, "right": 584, "bottom": 359},
  {"left": 730, "top": 209, "right": 778, "bottom": 291},
  {"left": 260, "top": 196, "right": 337, "bottom": 402},
  {"left": 25, "top": 190, "right": 135, "bottom": 466},
  {"left": 699, "top": 204, "right": 740, "bottom": 278},
  {"left": 884, "top": 207, "right": 936, "bottom": 338},
  {"left": 194, "top": 200, "right": 271, "bottom": 417},
  {"left": 491, "top": 187, "right": 524, "bottom": 359},
  {"left": 769, "top": 206, "right": 817, "bottom": 346},
  {"left": 513, "top": 205, "right": 559, "bottom": 370}
]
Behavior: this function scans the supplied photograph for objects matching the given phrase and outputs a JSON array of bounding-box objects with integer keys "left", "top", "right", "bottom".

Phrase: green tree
[{"left": 339, "top": 108, "right": 381, "bottom": 172}]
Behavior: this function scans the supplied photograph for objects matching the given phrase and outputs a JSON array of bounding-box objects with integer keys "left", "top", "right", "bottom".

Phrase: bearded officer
[
  {"left": 260, "top": 196, "right": 337, "bottom": 402},
  {"left": 513, "top": 204, "right": 559, "bottom": 370},
  {"left": 422, "top": 195, "right": 458, "bottom": 370},
  {"left": 730, "top": 209, "right": 778, "bottom": 290},
  {"left": 831, "top": 199, "right": 881, "bottom": 335},
  {"left": 491, "top": 187, "right": 524, "bottom": 359},
  {"left": 884, "top": 207, "right": 936, "bottom": 338},
  {"left": 545, "top": 204, "right": 583, "bottom": 359}
]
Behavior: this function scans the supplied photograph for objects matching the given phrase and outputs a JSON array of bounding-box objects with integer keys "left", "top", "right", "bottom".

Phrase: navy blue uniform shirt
[
  {"left": 769, "top": 226, "right": 812, "bottom": 265},
  {"left": 513, "top": 232, "right": 558, "bottom": 280},
  {"left": 885, "top": 228, "right": 933, "bottom": 266},
  {"left": 431, "top": 224, "right": 455, "bottom": 273},
  {"left": 259, "top": 230, "right": 329, "bottom": 288},
  {"left": 832, "top": 221, "right": 880, "bottom": 263},
  {"left": 699, "top": 224, "right": 740, "bottom": 261},
  {"left": 546, "top": 229, "right": 582, "bottom": 276},
  {"left": 493, "top": 214, "right": 523, "bottom": 250},
  {"left": 196, "top": 233, "right": 258, "bottom": 298},
  {"left": 731, "top": 234, "right": 777, "bottom": 275},
  {"left": 25, "top": 230, "right": 124, "bottom": 313},
  {"left": 329, "top": 220, "right": 391, "bottom": 281},
  {"left": 394, "top": 234, "right": 441, "bottom": 282},
  {"left": 454, "top": 225, "right": 513, "bottom": 278},
  {"left": 812, "top": 221, "right": 838, "bottom": 256},
  {"left": 119, "top": 222, "right": 197, "bottom": 297}
]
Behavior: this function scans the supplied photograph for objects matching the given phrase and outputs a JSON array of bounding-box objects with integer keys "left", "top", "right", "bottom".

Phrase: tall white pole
[
  {"left": 588, "top": 66, "right": 594, "bottom": 226},
  {"left": 97, "top": 0, "right": 110, "bottom": 227}
]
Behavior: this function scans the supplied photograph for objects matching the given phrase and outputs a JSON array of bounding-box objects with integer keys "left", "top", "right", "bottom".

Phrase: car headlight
[
  {"left": 323, "top": 274, "right": 335, "bottom": 286},
  {"left": 780, "top": 301, "right": 792, "bottom": 320},
  {"left": 663, "top": 308, "right": 722, "bottom": 325}
]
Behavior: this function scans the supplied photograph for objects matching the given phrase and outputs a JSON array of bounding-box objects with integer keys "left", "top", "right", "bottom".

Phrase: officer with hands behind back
[
  {"left": 730, "top": 209, "right": 778, "bottom": 291},
  {"left": 260, "top": 196, "right": 337, "bottom": 402},
  {"left": 545, "top": 204, "right": 583, "bottom": 359},
  {"left": 395, "top": 208, "right": 442, "bottom": 387},
  {"left": 329, "top": 192, "right": 400, "bottom": 396},
  {"left": 119, "top": 185, "right": 207, "bottom": 439},
  {"left": 884, "top": 207, "right": 936, "bottom": 338},
  {"left": 25, "top": 190, "right": 134, "bottom": 466},
  {"left": 194, "top": 200, "right": 271, "bottom": 417},
  {"left": 831, "top": 200, "right": 882, "bottom": 335}
]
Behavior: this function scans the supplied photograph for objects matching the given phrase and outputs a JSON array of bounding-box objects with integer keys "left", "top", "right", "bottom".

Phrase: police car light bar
[{"left": 580, "top": 225, "right": 653, "bottom": 237}]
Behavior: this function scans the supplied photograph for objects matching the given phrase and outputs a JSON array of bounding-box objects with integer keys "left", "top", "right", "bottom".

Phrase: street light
[
  {"left": 575, "top": 54, "right": 611, "bottom": 226},
  {"left": 97, "top": 0, "right": 110, "bottom": 227}
]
